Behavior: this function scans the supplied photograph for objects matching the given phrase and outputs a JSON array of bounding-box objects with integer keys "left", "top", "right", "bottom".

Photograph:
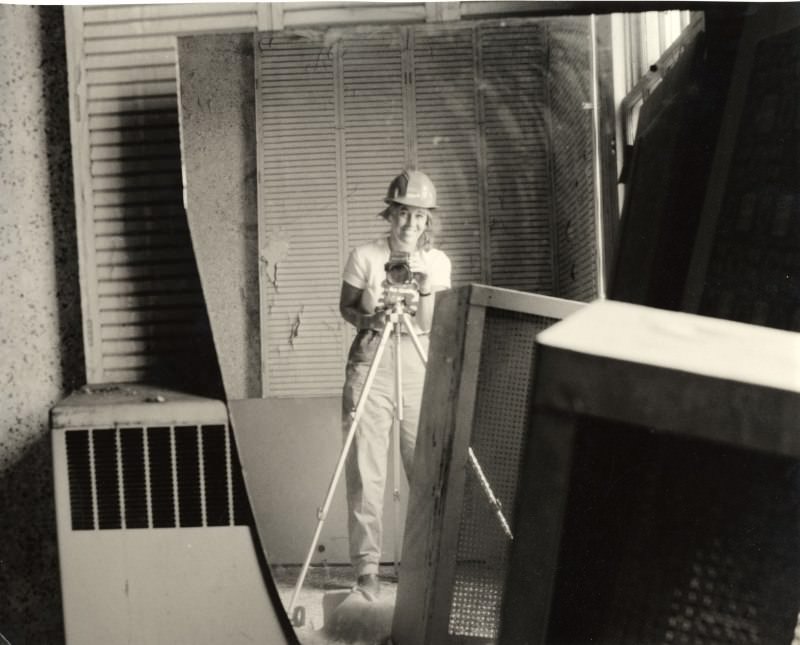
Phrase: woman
[{"left": 339, "top": 169, "right": 452, "bottom": 598}]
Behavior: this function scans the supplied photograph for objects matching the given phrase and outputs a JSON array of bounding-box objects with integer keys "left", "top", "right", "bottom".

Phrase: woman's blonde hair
[{"left": 381, "top": 202, "right": 436, "bottom": 251}]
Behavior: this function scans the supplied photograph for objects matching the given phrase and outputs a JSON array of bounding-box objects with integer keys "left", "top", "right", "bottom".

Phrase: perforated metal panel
[
  {"left": 448, "top": 308, "right": 555, "bottom": 639},
  {"left": 498, "top": 299, "right": 800, "bottom": 645},
  {"left": 548, "top": 423, "right": 800, "bottom": 645}
]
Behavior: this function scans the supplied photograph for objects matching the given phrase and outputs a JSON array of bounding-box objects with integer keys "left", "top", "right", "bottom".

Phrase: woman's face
[{"left": 388, "top": 204, "right": 430, "bottom": 249}]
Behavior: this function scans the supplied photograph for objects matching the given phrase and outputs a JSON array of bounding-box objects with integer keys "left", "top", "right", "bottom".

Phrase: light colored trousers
[{"left": 342, "top": 328, "right": 429, "bottom": 576}]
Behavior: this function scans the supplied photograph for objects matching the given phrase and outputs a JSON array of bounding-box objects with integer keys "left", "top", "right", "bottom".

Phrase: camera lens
[
  {"left": 385, "top": 252, "right": 413, "bottom": 285},
  {"left": 386, "top": 263, "right": 412, "bottom": 285}
]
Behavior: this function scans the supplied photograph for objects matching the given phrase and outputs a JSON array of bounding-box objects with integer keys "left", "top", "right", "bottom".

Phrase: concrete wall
[
  {"left": 177, "top": 33, "right": 261, "bottom": 400},
  {"left": 0, "top": 6, "right": 82, "bottom": 643}
]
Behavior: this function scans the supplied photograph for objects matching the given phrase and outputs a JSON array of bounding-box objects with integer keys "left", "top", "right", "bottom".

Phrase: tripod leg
[
  {"left": 392, "top": 325, "right": 403, "bottom": 578},
  {"left": 401, "top": 312, "right": 428, "bottom": 365},
  {"left": 287, "top": 322, "right": 395, "bottom": 619},
  {"left": 401, "top": 313, "right": 512, "bottom": 541}
]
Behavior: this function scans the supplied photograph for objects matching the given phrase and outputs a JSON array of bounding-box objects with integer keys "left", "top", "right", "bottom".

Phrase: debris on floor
[{"left": 272, "top": 564, "right": 398, "bottom": 645}]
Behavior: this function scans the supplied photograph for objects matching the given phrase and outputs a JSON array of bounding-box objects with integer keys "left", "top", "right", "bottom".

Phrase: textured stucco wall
[
  {"left": 0, "top": 6, "right": 83, "bottom": 643},
  {"left": 177, "top": 33, "right": 261, "bottom": 400}
]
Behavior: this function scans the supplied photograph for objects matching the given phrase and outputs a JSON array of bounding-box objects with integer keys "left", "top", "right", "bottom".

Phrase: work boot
[{"left": 355, "top": 573, "right": 381, "bottom": 600}]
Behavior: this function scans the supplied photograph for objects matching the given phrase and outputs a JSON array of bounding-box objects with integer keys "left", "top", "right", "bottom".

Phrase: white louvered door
[
  {"left": 340, "top": 30, "right": 407, "bottom": 251},
  {"left": 413, "top": 25, "right": 484, "bottom": 286},
  {"left": 479, "top": 23, "right": 554, "bottom": 293},
  {"left": 257, "top": 21, "right": 558, "bottom": 398},
  {"left": 340, "top": 30, "right": 409, "bottom": 357},
  {"left": 258, "top": 33, "right": 342, "bottom": 398}
]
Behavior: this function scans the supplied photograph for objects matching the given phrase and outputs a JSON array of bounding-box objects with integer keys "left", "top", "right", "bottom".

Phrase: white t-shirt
[{"left": 342, "top": 237, "right": 452, "bottom": 317}]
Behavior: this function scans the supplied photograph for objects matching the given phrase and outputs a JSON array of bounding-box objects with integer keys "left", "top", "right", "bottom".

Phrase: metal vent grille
[
  {"left": 448, "top": 307, "right": 556, "bottom": 638},
  {"left": 64, "top": 425, "right": 248, "bottom": 530}
]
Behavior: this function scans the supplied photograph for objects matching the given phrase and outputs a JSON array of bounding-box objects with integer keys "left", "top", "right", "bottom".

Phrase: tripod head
[
  {"left": 377, "top": 282, "right": 420, "bottom": 317},
  {"left": 378, "top": 251, "right": 422, "bottom": 316}
]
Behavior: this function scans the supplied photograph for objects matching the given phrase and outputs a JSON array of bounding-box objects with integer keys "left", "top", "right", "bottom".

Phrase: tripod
[
  {"left": 287, "top": 298, "right": 423, "bottom": 621},
  {"left": 287, "top": 294, "right": 514, "bottom": 623}
]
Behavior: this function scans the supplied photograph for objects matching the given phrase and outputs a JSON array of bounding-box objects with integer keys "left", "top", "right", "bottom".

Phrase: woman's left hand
[{"left": 409, "top": 255, "right": 431, "bottom": 293}]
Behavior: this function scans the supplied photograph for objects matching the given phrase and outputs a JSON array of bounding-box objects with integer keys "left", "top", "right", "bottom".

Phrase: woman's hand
[
  {"left": 409, "top": 254, "right": 431, "bottom": 293},
  {"left": 340, "top": 281, "right": 387, "bottom": 331},
  {"left": 363, "top": 309, "right": 387, "bottom": 331}
]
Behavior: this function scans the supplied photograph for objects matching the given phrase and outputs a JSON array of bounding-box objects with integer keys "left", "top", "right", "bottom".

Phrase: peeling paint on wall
[
  {"left": 260, "top": 229, "right": 291, "bottom": 293},
  {"left": 288, "top": 306, "right": 304, "bottom": 348}
]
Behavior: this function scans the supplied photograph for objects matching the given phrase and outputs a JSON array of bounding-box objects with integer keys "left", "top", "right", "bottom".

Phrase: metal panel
[
  {"left": 50, "top": 384, "right": 293, "bottom": 644},
  {"left": 500, "top": 299, "right": 800, "bottom": 645}
]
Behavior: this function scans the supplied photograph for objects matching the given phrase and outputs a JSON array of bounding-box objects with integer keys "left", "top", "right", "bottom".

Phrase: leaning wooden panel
[
  {"left": 177, "top": 32, "right": 261, "bottom": 400},
  {"left": 501, "top": 300, "right": 800, "bottom": 645},
  {"left": 393, "top": 284, "right": 584, "bottom": 645}
]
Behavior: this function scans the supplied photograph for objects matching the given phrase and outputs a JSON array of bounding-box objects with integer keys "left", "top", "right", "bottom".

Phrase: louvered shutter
[
  {"left": 341, "top": 30, "right": 407, "bottom": 251},
  {"left": 547, "top": 19, "right": 597, "bottom": 301},
  {"left": 412, "top": 25, "right": 484, "bottom": 287},
  {"left": 340, "top": 30, "right": 408, "bottom": 351},
  {"left": 258, "top": 33, "right": 343, "bottom": 397},
  {"left": 479, "top": 23, "right": 554, "bottom": 294},
  {"left": 256, "top": 21, "right": 562, "bottom": 397},
  {"left": 68, "top": 4, "right": 259, "bottom": 385}
]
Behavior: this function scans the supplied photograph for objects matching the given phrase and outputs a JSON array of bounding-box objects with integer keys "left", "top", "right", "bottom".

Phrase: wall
[
  {"left": 0, "top": 6, "right": 83, "bottom": 644},
  {"left": 177, "top": 33, "right": 261, "bottom": 400}
]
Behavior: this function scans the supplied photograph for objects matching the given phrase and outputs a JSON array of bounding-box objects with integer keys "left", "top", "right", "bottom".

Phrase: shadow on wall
[
  {"left": 39, "top": 6, "right": 84, "bottom": 387},
  {"left": 0, "top": 6, "right": 84, "bottom": 644},
  {"left": 0, "top": 438, "right": 64, "bottom": 645}
]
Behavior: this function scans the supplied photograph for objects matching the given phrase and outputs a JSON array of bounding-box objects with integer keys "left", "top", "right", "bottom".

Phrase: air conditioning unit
[{"left": 51, "top": 384, "right": 282, "bottom": 644}]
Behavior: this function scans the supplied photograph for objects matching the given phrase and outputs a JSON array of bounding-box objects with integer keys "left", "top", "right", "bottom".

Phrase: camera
[
  {"left": 379, "top": 252, "right": 421, "bottom": 313},
  {"left": 384, "top": 252, "right": 414, "bottom": 286}
]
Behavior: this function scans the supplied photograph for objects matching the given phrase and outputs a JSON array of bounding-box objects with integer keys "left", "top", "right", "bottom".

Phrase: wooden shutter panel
[
  {"left": 68, "top": 4, "right": 259, "bottom": 385},
  {"left": 341, "top": 30, "right": 406, "bottom": 251},
  {"left": 547, "top": 19, "right": 597, "bottom": 301},
  {"left": 479, "top": 23, "right": 554, "bottom": 294},
  {"left": 412, "top": 25, "right": 484, "bottom": 287},
  {"left": 340, "top": 29, "right": 408, "bottom": 350},
  {"left": 258, "top": 33, "right": 343, "bottom": 397}
]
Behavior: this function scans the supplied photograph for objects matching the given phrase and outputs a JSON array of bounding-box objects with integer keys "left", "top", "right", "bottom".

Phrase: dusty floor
[{"left": 272, "top": 565, "right": 399, "bottom": 645}]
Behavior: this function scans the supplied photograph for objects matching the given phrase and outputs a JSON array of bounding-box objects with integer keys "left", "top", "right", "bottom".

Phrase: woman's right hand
[{"left": 363, "top": 309, "right": 387, "bottom": 331}]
